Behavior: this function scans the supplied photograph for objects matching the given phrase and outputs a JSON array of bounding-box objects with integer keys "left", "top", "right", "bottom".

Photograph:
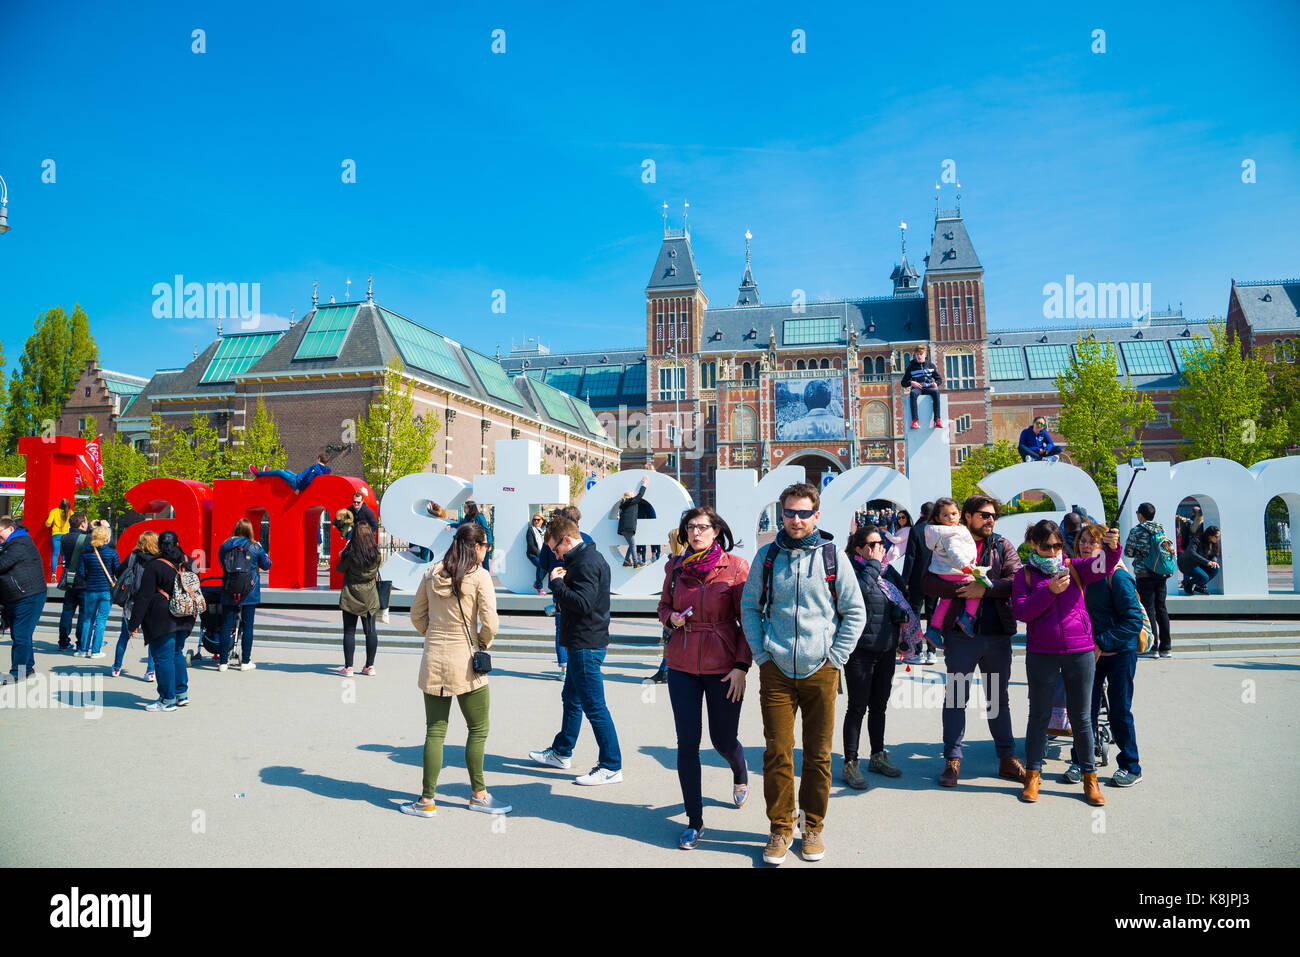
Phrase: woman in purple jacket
[{"left": 1011, "top": 519, "right": 1120, "bottom": 807}]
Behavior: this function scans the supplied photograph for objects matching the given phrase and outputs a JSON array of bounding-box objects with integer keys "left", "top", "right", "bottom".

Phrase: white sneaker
[
  {"left": 923, "top": 651, "right": 936, "bottom": 664},
  {"left": 240, "top": 662, "right": 256, "bottom": 671},
  {"left": 528, "top": 748, "right": 572, "bottom": 769},
  {"left": 380, "top": 609, "right": 391, "bottom": 624},
  {"left": 90, "top": 651, "right": 106, "bottom": 659},
  {"left": 575, "top": 766, "right": 623, "bottom": 786},
  {"left": 218, "top": 663, "right": 229, "bottom": 672},
  {"left": 468, "top": 793, "right": 512, "bottom": 814}
]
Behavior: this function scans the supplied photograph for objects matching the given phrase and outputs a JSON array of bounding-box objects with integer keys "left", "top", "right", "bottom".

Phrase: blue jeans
[
  {"left": 58, "top": 591, "right": 84, "bottom": 647},
  {"left": 554, "top": 611, "right": 568, "bottom": 668},
  {"left": 1073, "top": 651, "right": 1141, "bottom": 774},
  {"left": 113, "top": 616, "right": 156, "bottom": 673},
  {"left": 940, "top": 629, "right": 1016, "bottom": 760},
  {"left": 1182, "top": 565, "right": 1216, "bottom": 593},
  {"left": 77, "top": 590, "right": 113, "bottom": 654},
  {"left": 254, "top": 468, "right": 303, "bottom": 491},
  {"left": 5, "top": 591, "right": 45, "bottom": 678},
  {"left": 528, "top": 554, "right": 544, "bottom": 590},
  {"left": 151, "top": 631, "right": 189, "bottom": 703},
  {"left": 667, "top": 668, "right": 747, "bottom": 830},
  {"left": 551, "top": 647, "right": 621, "bottom": 770},
  {"left": 1026, "top": 650, "right": 1095, "bottom": 773},
  {"left": 220, "top": 603, "right": 257, "bottom": 664},
  {"left": 50, "top": 534, "right": 63, "bottom": 577}
]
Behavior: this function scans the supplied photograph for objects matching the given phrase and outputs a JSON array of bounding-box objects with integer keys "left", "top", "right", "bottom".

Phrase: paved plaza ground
[{"left": 3, "top": 621, "right": 1297, "bottom": 869}]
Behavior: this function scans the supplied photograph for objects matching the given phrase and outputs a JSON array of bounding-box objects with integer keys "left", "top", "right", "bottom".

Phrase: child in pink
[{"left": 924, "top": 499, "right": 990, "bottom": 644}]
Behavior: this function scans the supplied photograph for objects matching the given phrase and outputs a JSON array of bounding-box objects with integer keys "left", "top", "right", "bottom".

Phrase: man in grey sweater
[{"left": 740, "top": 482, "right": 866, "bottom": 866}]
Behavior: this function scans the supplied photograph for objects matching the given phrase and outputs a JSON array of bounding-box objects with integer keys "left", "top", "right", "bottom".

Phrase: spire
[
  {"left": 683, "top": 200, "right": 690, "bottom": 237},
  {"left": 345, "top": 277, "right": 352, "bottom": 301},
  {"left": 662, "top": 202, "right": 669, "bottom": 237},
  {"left": 367, "top": 274, "right": 373, "bottom": 302},
  {"left": 289, "top": 308, "right": 295, "bottom": 327},
  {"left": 312, "top": 280, "right": 318, "bottom": 307},
  {"left": 217, "top": 317, "right": 223, "bottom": 336},
  {"left": 646, "top": 205, "right": 703, "bottom": 293},
  {"left": 736, "top": 229, "right": 761, "bottom": 306},
  {"left": 890, "top": 220, "right": 919, "bottom": 296}
]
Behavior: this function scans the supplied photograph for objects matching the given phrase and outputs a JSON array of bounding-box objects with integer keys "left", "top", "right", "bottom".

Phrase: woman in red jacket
[{"left": 658, "top": 506, "right": 752, "bottom": 850}]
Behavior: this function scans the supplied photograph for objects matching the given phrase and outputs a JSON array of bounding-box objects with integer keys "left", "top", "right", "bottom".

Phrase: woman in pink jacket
[
  {"left": 657, "top": 505, "right": 752, "bottom": 851},
  {"left": 1011, "top": 519, "right": 1120, "bottom": 807}
]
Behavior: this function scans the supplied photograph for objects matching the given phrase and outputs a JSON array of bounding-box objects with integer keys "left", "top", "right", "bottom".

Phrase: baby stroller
[
  {"left": 189, "top": 575, "right": 242, "bottom": 667},
  {"left": 1046, "top": 675, "right": 1114, "bottom": 767}
]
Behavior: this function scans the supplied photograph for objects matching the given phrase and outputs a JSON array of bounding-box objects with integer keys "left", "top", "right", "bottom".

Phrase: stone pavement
[{"left": 2, "top": 625, "right": 1297, "bottom": 868}]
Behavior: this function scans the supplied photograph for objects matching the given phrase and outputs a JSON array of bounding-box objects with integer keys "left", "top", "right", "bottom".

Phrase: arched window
[
  {"left": 742, "top": 361, "right": 753, "bottom": 380},
  {"left": 874, "top": 356, "right": 886, "bottom": 375},
  {"left": 796, "top": 359, "right": 806, "bottom": 371},
  {"left": 820, "top": 358, "right": 830, "bottom": 369},
  {"left": 730, "top": 405, "right": 758, "bottom": 442},
  {"left": 862, "top": 400, "right": 889, "bottom": 436}
]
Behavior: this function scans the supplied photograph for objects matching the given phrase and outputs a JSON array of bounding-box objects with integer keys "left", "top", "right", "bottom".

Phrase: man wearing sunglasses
[
  {"left": 740, "top": 483, "right": 866, "bottom": 866},
  {"left": 1017, "top": 416, "right": 1062, "bottom": 463},
  {"left": 922, "top": 494, "right": 1027, "bottom": 789}
]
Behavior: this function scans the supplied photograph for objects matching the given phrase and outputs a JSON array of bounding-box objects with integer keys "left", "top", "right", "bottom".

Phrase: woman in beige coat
[{"left": 401, "top": 522, "right": 510, "bottom": 818}]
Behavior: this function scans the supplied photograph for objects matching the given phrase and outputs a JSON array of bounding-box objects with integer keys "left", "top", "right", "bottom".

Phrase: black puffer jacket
[
  {"left": 128, "top": 556, "right": 197, "bottom": 643},
  {"left": 617, "top": 486, "right": 646, "bottom": 536},
  {"left": 851, "top": 555, "right": 908, "bottom": 653},
  {"left": 0, "top": 529, "right": 46, "bottom": 604},
  {"left": 1178, "top": 534, "right": 1220, "bottom": 574}
]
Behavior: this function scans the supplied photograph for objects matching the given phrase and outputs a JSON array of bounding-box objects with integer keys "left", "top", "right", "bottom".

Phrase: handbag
[
  {"left": 57, "top": 532, "right": 89, "bottom": 591},
  {"left": 458, "top": 590, "right": 491, "bottom": 676}
]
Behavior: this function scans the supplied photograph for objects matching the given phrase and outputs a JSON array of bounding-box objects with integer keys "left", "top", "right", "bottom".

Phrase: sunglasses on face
[
  {"left": 1039, "top": 543, "right": 1064, "bottom": 552},
  {"left": 972, "top": 510, "right": 997, "bottom": 519},
  {"left": 782, "top": 507, "right": 815, "bottom": 520},
  {"left": 864, "top": 539, "right": 884, "bottom": 549}
]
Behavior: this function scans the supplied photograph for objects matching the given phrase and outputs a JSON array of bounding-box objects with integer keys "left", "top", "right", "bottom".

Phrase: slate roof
[
  {"left": 112, "top": 369, "right": 185, "bottom": 427},
  {"left": 156, "top": 300, "right": 618, "bottom": 447},
  {"left": 986, "top": 316, "right": 1216, "bottom": 396},
  {"left": 646, "top": 233, "right": 703, "bottom": 291},
  {"left": 924, "top": 210, "right": 982, "bottom": 274},
  {"left": 500, "top": 347, "right": 648, "bottom": 410},
  {"left": 1233, "top": 280, "right": 1300, "bottom": 332},
  {"left": 698, "top": 294, "right": 929, "bottom": 355}
]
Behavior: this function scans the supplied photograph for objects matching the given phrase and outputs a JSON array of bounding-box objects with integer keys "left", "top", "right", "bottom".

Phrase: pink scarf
[{"left": 679, "top": 542, "right": 723, "bottom": 582}]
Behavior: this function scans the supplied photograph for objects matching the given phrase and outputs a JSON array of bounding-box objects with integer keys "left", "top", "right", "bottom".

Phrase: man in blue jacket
[
  {"left": 1017, "top": 416, "right": 1062, "bottom": 462},
  {"left": 250, "top": 453, "right": 331, "bottom": 490},
  {"left": 740, "top": 483, "right": 866, "bottom": 866}
]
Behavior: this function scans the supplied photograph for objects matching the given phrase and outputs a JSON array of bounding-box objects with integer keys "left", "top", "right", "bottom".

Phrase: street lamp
[{"left": 0, "top": 174, "right": 10, "bottom": 235}]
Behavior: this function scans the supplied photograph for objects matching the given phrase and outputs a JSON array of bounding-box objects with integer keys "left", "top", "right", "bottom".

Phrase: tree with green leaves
[
  {"left": 226, "top": 396, "right": 287, "bottom": 477},
  {"left": 566, "top": 463, "right": 585, "bottom": 502},
  {"left": 158, "top": 411, "right": 226, "bottom": 483},
  {"left": 1260, "top": 340, "right": 1300, "bottom": 454},
  {"left": 0, "top": 305, "right": 98, "bottom": 453},
  {"left": 147, "top": 413, "right": 167, "bottom": 477},
  {"left": 1056, "top": 333, "right": 1156, "bottom": 519},
  {"left": 86, "top": 434, "right": 151, "bottom": 529},
  {"left": 357, "top": 356, "right": 441, "bottom": 501},
  {"left": 1171, "top": 323, "right": 1288, "bottom": 467},
  {"left": 951, "top": 439, "right": 1022, "bottom": 505}
]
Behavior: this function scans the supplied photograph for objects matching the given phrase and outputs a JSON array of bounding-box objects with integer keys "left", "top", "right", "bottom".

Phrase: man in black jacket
[
  {"left": 347, "top": 490, "right": 379, "bottom": 533},
  {"left": 922, "top": 495, "right": 1027, "bottom": 789},
  {"left": 0, "top": 517, "right": 49, "bottom": 683},
  {"left": 901, "top": 505, "right": 936, "bottom": 663},
  {"left": 56, "top": 513, "right": 90, "bottom": 650},
  {"left": 841, "top": 526, "right": 910, "bottom": 790},
  {"left": 900, "top": 343, "right": 944, "bottom": 429},
  {"left": 617, "top": 476, "right": 648, "bottom": 567},
  {"left": 528, "top": 516, "right": 623, "bottom": 786}
]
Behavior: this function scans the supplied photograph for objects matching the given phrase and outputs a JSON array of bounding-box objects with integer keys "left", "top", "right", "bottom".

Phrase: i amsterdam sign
[{"left": 15, "top": 433, "right": 1298, "bottom": 597}]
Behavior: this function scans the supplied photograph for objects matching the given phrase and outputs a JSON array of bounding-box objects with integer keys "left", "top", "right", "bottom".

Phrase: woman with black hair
[
  {"left": 455, "top": 501, "right": 493, "bottom": 570},
  {"left": 656, "top": 506, "right": 751, "bottom": 850},
  {"left": 128, "top": 530, "right": 197, "bottom": 712},
  {"left": 1179, "top": 525, "right": 1221, "bottom": 595},
  {"left": 336, "top": 523, "right": 381, "bottom": 676},
  {"left": 402, "top": 522, "right": 507, "bottom": 817}
]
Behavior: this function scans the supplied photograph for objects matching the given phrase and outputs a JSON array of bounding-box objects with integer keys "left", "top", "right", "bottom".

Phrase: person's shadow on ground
[{"left": 259, "top": 765, "right": 410, "bottom": 811}]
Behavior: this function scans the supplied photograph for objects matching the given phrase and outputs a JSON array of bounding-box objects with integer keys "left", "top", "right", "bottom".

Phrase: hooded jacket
[
  {"left": 739, "top": 530, "right": 867, "bottom": 679},
  {"left": 410, "top": 561, "right": 499, "bottom": 696},
  {"left": 0, "top": 529, "right": 46, "bottom": 604}
]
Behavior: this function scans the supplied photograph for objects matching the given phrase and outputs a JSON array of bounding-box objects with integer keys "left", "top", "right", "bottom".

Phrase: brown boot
[
  {"left": 1083, "top": 771, "right": 1106, "bottom": 806},
  {"left": 998, "top": 755, "right": 1027, "bottom": 783},
  {"left": 938, "top": 757, "right": 961, "bottom": 787},
  {"left": 1020, "top": 770, "right": 1041, "bottom": 803}
]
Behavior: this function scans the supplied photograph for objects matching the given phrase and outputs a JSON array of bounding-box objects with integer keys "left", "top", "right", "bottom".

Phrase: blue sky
[{"left": 2, "top": 0, "right": 1298, "bottom": 377}]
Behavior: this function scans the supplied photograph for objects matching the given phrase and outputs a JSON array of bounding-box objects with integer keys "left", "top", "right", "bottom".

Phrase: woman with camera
[
  {"left": 336, "top": 523, "right": 382, "bottom": 677},
  {"left": 402, "top": 522, "right": 508, "bottom": 817}
]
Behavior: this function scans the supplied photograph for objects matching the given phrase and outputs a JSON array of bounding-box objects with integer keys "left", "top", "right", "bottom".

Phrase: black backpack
[
  {"left": 757, "top": 541, "right": 840, "bottom": 621},
  {"left": 221, "top": 542, "right": 257, "bottom": 603},
  {"left": 110, "top": 554, "right": 145, "bottom": 608}
]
